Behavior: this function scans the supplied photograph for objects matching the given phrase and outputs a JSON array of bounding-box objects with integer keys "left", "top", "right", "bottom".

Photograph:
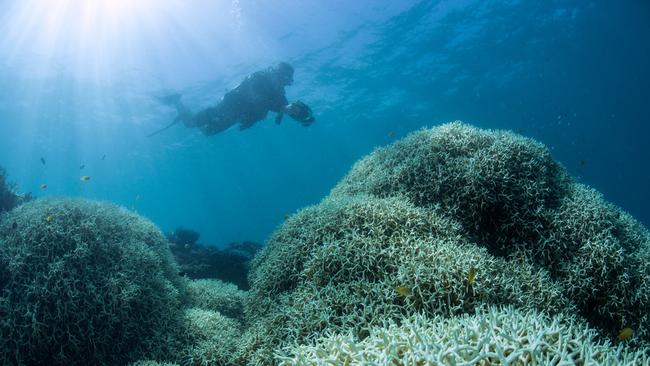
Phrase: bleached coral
[
  {"left": 543, "top": 184, "right": 650, "bottom": 343},
  {"left": 239, "top": 195, "right": 572, "bottom": 364},
  {"left": 330, "top": 121, "right": 570, "bottom": 254},
  {"left": 237, "top": 122, "right": 650, "bottom": 364},
  {"left": 129, "top": 361, "right": 179, "bottom": 366},
  {"left": 178, "top": 308, "right": 240, "bottom": 366},
  {"left": 326, "top": 122, "right": 650, "bottom": 344},
  {"left": 0, "top": 198, "right": 185, "bottom": 365},
  {"left": 277, "top": 306, "right": 648, "bottom": 365},
  {"left": 186, "top": 278, "right": 247, "bottom": 320},
  {"left": 128, "top": 307, "right": 242, "bottom": 366}
]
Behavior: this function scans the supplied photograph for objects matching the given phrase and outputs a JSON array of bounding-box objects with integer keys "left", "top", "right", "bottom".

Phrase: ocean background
[{"left": 0, "top": 0, "right": 647, "bottom": 248}]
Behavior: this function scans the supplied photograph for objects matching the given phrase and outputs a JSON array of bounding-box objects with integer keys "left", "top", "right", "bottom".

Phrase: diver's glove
[{"left": 285, "top": 101, "right": 315, "bottom": 126}]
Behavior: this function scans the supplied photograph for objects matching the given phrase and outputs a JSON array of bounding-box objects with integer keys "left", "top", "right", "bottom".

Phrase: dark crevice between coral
[{"left": 166, "top": 227, "right": 262, "bottom": 290}]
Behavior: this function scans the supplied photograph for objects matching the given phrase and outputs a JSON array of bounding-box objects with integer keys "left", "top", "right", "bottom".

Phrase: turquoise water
[{"left": 0, "top": 0, "right": 647, "bottom": 247}]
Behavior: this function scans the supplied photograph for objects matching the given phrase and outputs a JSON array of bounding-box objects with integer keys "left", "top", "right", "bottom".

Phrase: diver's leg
[
  {"left": 174, "top": 102, "right": 198, "bottom": 127},
  {"left": 199, "top": 117, "right": 237, "bottom": 136},
  {"left": 159, "top": 94, "right": 197, "bottom": 127}
]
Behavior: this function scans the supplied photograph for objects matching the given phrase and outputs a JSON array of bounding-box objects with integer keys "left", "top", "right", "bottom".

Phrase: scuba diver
[{"left": 149, "top": 62, "right": 315, "bottom": 137}]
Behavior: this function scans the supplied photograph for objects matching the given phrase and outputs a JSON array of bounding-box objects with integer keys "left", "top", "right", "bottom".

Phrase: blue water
[{"left": 0, "top": 0, "right": 648, "bottom": 247}]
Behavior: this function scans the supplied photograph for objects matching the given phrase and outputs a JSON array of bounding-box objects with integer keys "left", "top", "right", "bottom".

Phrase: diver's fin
[
  {"left": 147, "top": 116, "right": 181, "bottom": 138},
  {"left": 157, "top": 93, "right": 182, "bottom": 106}
]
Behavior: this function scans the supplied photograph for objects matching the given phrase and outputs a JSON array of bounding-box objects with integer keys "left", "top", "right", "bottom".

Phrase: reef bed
[{"left": 1, "top": 122, "right": 648, "bottom": 365}]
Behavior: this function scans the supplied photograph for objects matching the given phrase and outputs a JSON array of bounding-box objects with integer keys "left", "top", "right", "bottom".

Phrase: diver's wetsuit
[{"left": 194, "top": 70, "right": 289, "bottom": 135}]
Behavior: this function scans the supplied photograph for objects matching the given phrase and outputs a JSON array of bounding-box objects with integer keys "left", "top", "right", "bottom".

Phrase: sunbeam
[{"left": 0, "top": 0, "right": 243, "bottom": 83}]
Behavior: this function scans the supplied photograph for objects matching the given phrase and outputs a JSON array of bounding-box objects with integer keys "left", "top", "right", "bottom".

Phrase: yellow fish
[
  {"left": 467, "top": 267, "right": 478, "bottom": 287},
  {"left": 80, "top": 175, "right": 91, "bottom": 182},
  {"left": 45, "top": 215, "right": 53, "bottom": 222},
  {"left": 395, "top": 286, "right": 412, "bottom": 297},
  {"left": 40, "top": 183, "right": 48, "bottom": 190},
  {"left": 618, "top": 327, "right": 633, "bottom": 341}
]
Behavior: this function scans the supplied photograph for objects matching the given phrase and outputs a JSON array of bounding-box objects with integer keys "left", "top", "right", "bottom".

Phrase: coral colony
[{"left": 0, "top": 123, "right": 648, "bottom": 365}]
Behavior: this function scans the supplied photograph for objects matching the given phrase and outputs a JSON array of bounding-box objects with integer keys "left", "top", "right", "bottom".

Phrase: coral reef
[
  {"left": 177, "top": 308, "right": 240, "bottom": 366},
  {"left": 129, "top": 282, "right": 245, "bottom": 366},
  {"left": 4, "top": 123, "right": 647, "bottom": 365},
  {"left": 277, "top": 306, "right": 649, "bottom": 365},
  {"left": 0, "top": 198, "right": 186, "bottom": 366},
  {"left": 129, "top": 362, "right": 179, "bottom": 366},
  {"left": 329, "top": 122, "right": 650, "bottom": 343},
  {"left": 130, "top": 280, "right": 245, "bottom": 366},
  {"left": 329, "top": 121, "right": 571, "bottom": 254},
  {"left": 186, "top": 278, "right": 247, "bottom": 320},
  {"left": 237, "top": 122, "right": 649, "bottom": 364},
  {"left": 238, "top": 195, "right": 573, "bottom": 364},
  {"left": 168, "top": 228, "right": 261, "bottom": 289},
  {"left": 0, "top": 166, "right": 31, "bottom": 214}
]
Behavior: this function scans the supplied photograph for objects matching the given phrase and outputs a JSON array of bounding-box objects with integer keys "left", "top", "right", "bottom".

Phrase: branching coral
[
  {"left": 326, "top": 122, "right": 649, "bottom": 345},
  {"left": 544, "top": 184, "right": 650, "bottom": 343},
  {"left": 129, "top": 361, "right": 180, "bottom": 366},
  {"left": 239, "top": 195, "right": 573, "bottom": 364},
  {"left": 330, "top": 121, "right": 571, "bottom": 254},
  {"left": 239, "top": 122, "right": 650, "bottom": 364},
  {"left": 129, "top": 288, "right": 244, "bottom": 366},
  {"left": 186, "top": 278, "right": 248, "bottom": 320},
  {"left": 178, "top": 308, "right": 241, "bottom": 366},
  {"left": 276, "top": 306, "right": 649, "bottom": 365},
  {"left": 0, "top": 198, "right": 186, "bottom": 365}
]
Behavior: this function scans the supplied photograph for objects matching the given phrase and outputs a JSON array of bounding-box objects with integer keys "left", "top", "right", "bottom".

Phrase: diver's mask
[{"left": 286, "top": 101, "right": 315, "bottom": 126}]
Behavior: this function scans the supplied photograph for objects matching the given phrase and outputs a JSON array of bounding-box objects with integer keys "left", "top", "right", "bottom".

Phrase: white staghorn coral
[
  {"left": 276, "top": 306, "right": 648, "bottom": 365},
  {"left": 186, "top": 278, "right": 248, "bottom": 320},
  {"left": 239, "top": 123, "right": 650, "bottom": 364}
]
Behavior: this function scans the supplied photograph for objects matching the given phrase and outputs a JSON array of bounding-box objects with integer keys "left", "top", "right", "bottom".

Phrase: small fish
[
  {"left": 40, "top": 183, "right": 48, "bottom": 190},
  {"left": 618, "top": 327, "right": 633, "bottom": 341},
  {"left": 467, "top": 267, "right": 478, "bottom": 287},
  {"left": 40, "top": 157, "right": 46, "bottom": 165},
  {"left": 395, "top": 286, "right": 412, "bottom": 297},
  {"left": 284, "top": 213, "right": 289, "bottom": 221},
  {"left": 101, "top": 154, "right": 106, "bottom": 160},
  {"left": 79, "top": 164, "right": 85, "bottom": 170},
  {"left": 80, "top": 175, "right": 91, "bottom": 182},
  {"left": 387, "top": 131, "right": 395, "bottom": 138},
  {"left": 580, "top": 160, "right": 586, "bottom": 167},
  {"left": 12, "top": 221, "right": 17, "bottom": 229},
  {"left": 45, "top": 215, "right": 53, "bottom": 222}
]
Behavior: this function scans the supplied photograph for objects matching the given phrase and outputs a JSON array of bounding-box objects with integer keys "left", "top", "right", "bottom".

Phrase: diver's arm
[
  {"left": 284, "top": 101, "right": 315, "bottom": 126},
  {"left": 272, "top": 92, "right": 289, "bottom": 124}
]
